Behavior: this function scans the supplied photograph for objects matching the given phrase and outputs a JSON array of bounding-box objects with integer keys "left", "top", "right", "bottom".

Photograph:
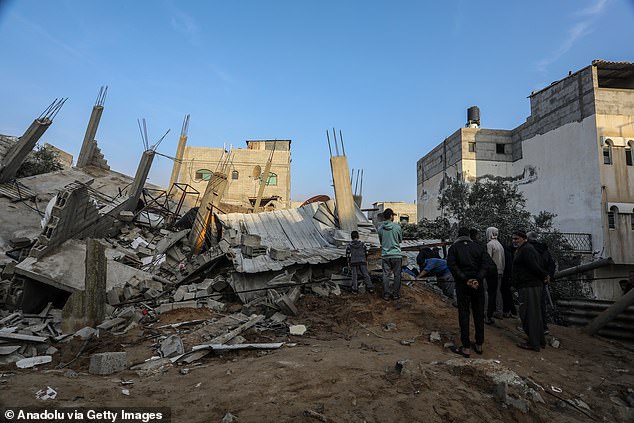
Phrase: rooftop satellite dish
[{"left": 252, "top": 165, "right": 262, "bottom": 178}]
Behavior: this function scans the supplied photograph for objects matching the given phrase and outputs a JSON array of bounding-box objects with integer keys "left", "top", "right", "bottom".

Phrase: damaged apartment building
[
  {"left": 169, "top": 135, "right": 292, "bottom": 212},
  {"left": 417, "top": 60, "right": 634, "bottom": 300}
]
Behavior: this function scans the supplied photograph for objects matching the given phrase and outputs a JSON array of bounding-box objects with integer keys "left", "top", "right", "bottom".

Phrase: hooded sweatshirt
[
  {"left": 378, "top": 220, "right": 403, "bottom": 258},
  {"left": 486, "top": 227, "right": 505, "bottom": 275},
  {"left": 346, "top": 239, "right": 369, "bottom": 265}
]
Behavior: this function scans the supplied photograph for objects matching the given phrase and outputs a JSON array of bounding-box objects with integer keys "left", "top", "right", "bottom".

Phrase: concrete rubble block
[
  {"left": 116, "top": 307, "right": 136, "bottom": 319},
  {"left": 107, "top": 288, "right": 123, "bottom": 306},
  {"left": 74, "top": 326, "right": 98, "bottom": 340},
  {"left": 156, "top": 303, "right": 173, "bottom": 314},
  {"left": 159, "top": 335, "right": 184, "bottom": 358},
  {"left": 197, "top": 279, "right": 214, "bottom": 293},
  {"left": 89, "top": 352, "right": 128, "bottom": 375},
  {"left": 183, "top": 292, "right": 196, "bottom": 301},
  {"left": 119, "top": 211, "right": 135, "bottom": 222},
  {"left": 123, "top": 286, "right": 140, "bottom": 300},
  {"left": 241, "top": 234, "right": 261, "bottom": 247},
  {"left": 211, "top": 277, "right": 228, "bottom": 292},
  {"left": 144, "top": 288, "right": 161, "bottom": 300},
  {"left": 275, "top": 295, "right": 298, "bottom": 316},
  {"left": 97, "top": 317, "right": 127, "bottom": 331},
  {"left": 16, "top": 355, "right": 52, "bottom": 369},
  {"left": 241, "top": 245, "right": 267, "bottom": 258},
  {"left": 137, "top": 246, "right": 153, "bottom": 256},
  {"left": 222, "top": 412, "right": 239, "bottom": 423},
  {"left": 204, "top": 299, "right": 225, "bottom": 312},
  {"left": 270, "top": 312, "right": 287, "bottom": 323},
  {"left": 289, "top": 325, "right": 307, "bottom": 335},
  {"left": 2, "top": 261, "right": 17, "bottom": 279},
  {"left": 269, "top": 247, "right": 291, "bottom": 261},
  {"left": 172, "top": 300, "right": 198, "bottom": 310},
  {"left": 173, "top": 286, "right": 188, "bottom": 302},
  {"left": 10, "top": 237, "right": 33, "bottom": 249},
  {"left": 218, "top": 239, "right": 231, "bottom": 253}
]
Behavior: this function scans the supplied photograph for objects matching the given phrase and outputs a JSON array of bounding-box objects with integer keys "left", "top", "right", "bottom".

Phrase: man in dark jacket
[
  {"left": 470, "top": 228, "right": 499, "bottom": 325},
  {"left": 527, "top": 232, "right": 556, "bottom": 334},
  {"left": 447, "top": 227, "right": 488, "bottom": 357},
  {"left": 512, "top": 230, "right": 549, "bottom": 352},
  {"left": 346, "top": 230, "right": 374, "bottom": 294}
]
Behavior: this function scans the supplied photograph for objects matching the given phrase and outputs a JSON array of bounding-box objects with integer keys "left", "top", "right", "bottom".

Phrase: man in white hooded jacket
[{"left": 486, "top": 227, "right": 505, "bottom": 319}]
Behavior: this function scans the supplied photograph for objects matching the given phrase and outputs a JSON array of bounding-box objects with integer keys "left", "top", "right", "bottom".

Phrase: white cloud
[
  {"left": 11, "top": 12, "right": 82, "bottom": 59},
  {"left": 576, "top": 0, "right": 608, "bottom": 17}
]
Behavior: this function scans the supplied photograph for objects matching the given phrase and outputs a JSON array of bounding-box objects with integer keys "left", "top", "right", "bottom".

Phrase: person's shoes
[
  {"left": 392, "top": 294, "right": 401, "bottom": 300},
  {"left": 450, "top": 345, "right": 471, "bottom": 358},
  {"left": 517, "top": 342, "right": 540, "bottom": 352},
  {"left": 543, "top": 329, "right": 550, "bottom": 335},
  {"left": 367, "top": 287, "right": 375, "bottom": 294},
  {"left": 471, "top": 342, "right": 483, "bottom": 355},
  {"left": 484, "top": 317, "right": 495, "bottom": 325},
  {"left": 383, "top": 294, "right": 391, "bottom": 301},
  {"left": 351, "top": 289, "right": 358, "bottom": 295}
]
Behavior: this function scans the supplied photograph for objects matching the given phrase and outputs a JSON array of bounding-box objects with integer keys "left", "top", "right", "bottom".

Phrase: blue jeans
[{"left": 382, "top": 257, "right": 402, "bottom": 296}]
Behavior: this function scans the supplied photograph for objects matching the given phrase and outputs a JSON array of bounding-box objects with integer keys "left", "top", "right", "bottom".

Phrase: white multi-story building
[{"left": 417, "top": 60, "right": 634, "bottom": 299}]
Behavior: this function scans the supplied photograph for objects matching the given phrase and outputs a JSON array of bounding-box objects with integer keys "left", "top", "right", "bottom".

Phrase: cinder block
[{"left": 89, "top": 352, "right": 127, "bottom": 375}]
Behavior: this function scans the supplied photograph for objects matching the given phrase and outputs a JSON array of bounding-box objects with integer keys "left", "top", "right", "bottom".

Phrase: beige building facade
[
  {"left": 369, "top": 201, "right": 417, "bottom": 226},
  {"left": 176, "top": 140, "right": 291, "bottom": 210},
  {"left": 417, "top": 60, "right": 634, "bottom": 300}
]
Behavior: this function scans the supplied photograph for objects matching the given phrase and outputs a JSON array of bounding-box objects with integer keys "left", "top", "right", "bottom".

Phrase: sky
[{"left": 0, "top": 0, "right": 633, "bottom": 208}]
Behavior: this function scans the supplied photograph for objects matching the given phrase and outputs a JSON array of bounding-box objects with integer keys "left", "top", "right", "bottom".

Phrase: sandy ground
[{"left": 1, "top": 285, "right": 633, "bottom": 423}]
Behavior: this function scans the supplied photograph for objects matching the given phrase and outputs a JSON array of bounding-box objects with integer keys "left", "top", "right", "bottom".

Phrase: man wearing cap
[
  {"left": 512, "top": 229, "right": 549, "bottom": 352},
  {"left": 377, "top": 208, "right": 403, "bottom": 301}
]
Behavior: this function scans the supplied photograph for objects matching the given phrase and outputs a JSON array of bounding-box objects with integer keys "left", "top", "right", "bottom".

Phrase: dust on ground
[{"left": 1, "top": 285, "right": 633, "bottom": 423}]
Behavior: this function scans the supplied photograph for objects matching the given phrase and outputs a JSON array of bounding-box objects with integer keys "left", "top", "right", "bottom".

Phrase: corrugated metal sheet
[{"left": 219, "top": 202, "right": 379, "bottom": 273}]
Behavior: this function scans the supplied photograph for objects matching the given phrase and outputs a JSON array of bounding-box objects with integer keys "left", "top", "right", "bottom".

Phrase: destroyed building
[
  {"left": 417, "top": 60, "right": 634, "bottom": 300},
  {"left": 368, "top": 201, "right": 417, "bottom": 226}
]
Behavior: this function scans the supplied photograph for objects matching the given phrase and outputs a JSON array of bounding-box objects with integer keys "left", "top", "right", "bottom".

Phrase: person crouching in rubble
[
  {"left": 447, "top": 227, "right": 488, "bottom": 357},
  {"left": 416, "top": 249, "right": 455, "bottom": 299},
  {"left": 512, "top": 230, "right": 549, "bottom": 352},
  {"left": 377, "top": 208, "right": 403, "bottom": 301},
  {"left": 346, "top": 230, "right": 374, "bottom": 294}
]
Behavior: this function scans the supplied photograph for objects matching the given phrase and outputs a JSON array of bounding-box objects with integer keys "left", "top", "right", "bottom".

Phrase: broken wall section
[{"left": 30, "top": 182, "right": 125, "bottom": 258}]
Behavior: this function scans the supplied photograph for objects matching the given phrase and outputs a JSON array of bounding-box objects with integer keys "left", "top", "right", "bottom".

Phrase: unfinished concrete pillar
[
  {"left": 168, "top": 114, "right": 189, "bottom": 193},
  {"left": 189, "top": 172, "right": 228, "bottom": 254},
  {"left": 126, "top": 150, "right": 155, "bottom": 211},
  {"left": 330, "top": 155, "right": 357, "bottom": 233},
  {"left": 77, "top": 87, "right": 107, "bottom": 168},
  {"left": 62, "top": 239, "right": 107, "bottom": 332},
  {"left": 0, "top": 118, "right": 52, "bottom": 183}
]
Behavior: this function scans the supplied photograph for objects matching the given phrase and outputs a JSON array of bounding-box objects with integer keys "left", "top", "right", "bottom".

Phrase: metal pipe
[
  {"left": 554, "top": 257, "right": 613, "bottom": 279},
  {"left": 339, "top": 129, "right": 346, "bottom": 156},
  {"left": 326, "top": 130, "right": 332, "bottom": 157},
  {"left": 333, "top": 128, "right": 339, "bottom": 156}
]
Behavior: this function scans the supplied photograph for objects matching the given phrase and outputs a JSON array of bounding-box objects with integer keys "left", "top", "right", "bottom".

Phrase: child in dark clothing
[{"left": 346, "top": 231, "right": 374, "bottom": 294}]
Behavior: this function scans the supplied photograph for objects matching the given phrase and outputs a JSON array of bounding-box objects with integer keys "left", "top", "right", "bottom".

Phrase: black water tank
[{"left": 467, "top": 106, "right": 480, "bottom": 124}]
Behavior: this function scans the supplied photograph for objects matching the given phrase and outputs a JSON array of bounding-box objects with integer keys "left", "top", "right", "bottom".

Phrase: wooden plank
[{"left": 198, "top": 315, "right": 264, "bottom": 346}]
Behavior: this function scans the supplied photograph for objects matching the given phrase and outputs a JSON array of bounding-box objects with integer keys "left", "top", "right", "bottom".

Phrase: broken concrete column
[
  {"left": 330, "top": 155, "right": 357, "bottom": 233},
  {"left": 167, "top": 114, "right": 189, "bottom": 193},
  {"left": 0, "top": 118, "right": 52, "bottom": 183},
  {"left": 126, "top": 150, "right": 155, "bottom": 211},
  {"left": 76, "top": 106, "right": 104, "bottom": 167},
  {"left": 189, "top": 172, "right": 228, "bottom": 254},
  {"left": 89, "top": 352, "right": 127, "bottom": 375},
  {"left": 62, "top": 239, "right": 107, "bottom": 333}
]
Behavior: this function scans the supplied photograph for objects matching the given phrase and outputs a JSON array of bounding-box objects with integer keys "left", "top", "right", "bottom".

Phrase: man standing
[
  {"left": 447, "top": 227, "right": 488, "bottom": 357},
  {"left": 378, "top": 208, "right": 403, "bottom": 301},
  {"left": 527, "top": 231, "right": 556, "bottom": 335},
  {"left": 512, "top": 230, "right": 549, "bottom": 352},
  {"left": 471, "top": 229, "right": 498, "bottom": 325},
  {"left": 486, "top": 227, "right": 506, "bottom": 320}
]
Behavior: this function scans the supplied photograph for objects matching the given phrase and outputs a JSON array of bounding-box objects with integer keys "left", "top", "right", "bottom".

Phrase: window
[
  {"left": 468, "top": 142, "right": 476, "bottom": 152},
  {"left": 626, "top": 142, "right": 633, "bottom": 166},
  {"left": 195, "top": 169, "right": 212, "bottom": 181},
  {"left": 608, "top": 206, "right": 617, "bottom": 229},
  {"left": 232, "top": 170, "right": 239, "bottom": 180},
  {"left": 400, "top": 215, "right": 409, "bottom": 224},
  {"left": 265, "top": 172, "right": 277, "bottom": 186},
  {"left": 603, "top": 140, "right": 612, "bottom": 165},
  {"left": 496, "top": 143, "right": 505, "bottom": 154}
]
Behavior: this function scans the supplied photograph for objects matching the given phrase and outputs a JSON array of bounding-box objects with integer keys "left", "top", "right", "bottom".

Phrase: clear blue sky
[{"left": 1, "top": 0, "right": 632, "bottom": 208}]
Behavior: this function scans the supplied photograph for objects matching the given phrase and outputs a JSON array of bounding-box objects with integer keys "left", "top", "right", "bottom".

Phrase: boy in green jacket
[{"left": 378, "top": 208, "right": 403, "bottom": 300}]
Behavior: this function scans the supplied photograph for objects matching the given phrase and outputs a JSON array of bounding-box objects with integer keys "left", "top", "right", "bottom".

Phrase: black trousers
[
  {"left": 456, "top": 282, "right": 485, "bottom": 348},
  {"left": 541, "top": 284, "right": 549, "bottom": 330},
  {"left": 485, "top": 269, "right": 498, "bottom": 318},
  {"left": 501, "top": 276, "right": 516, "bottom": 315}
]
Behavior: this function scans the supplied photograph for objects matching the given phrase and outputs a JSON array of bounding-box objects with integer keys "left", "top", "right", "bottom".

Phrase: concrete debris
[
  {"left": 222, "top": 413, "right": 239, "bottom": 423},
  {"left": 429, "top": 331, "right": 441, "bottom": 342},
  {"left": 289, "top": 325, "right": 307, "bottom": 336},
  {"left": 16, "top": 355, "right": 52, "bottom": 368},
  {"left": 159, "top": 335, "right": 184, "bottom": 358},
  {"left": 121, "top": 389, "right": 130, "bottom": 396},
  {"left": 35, "top": 386, "right": 57, "bottom": 400},
  {"left": 74, "top": 326, "right": 98, "bottom": 340},
  {"left": 89, "top": 352, "right": 127, "bottom": 375},
  {"left": 550, "top": 338, "right": 561, "bottom": 348}
]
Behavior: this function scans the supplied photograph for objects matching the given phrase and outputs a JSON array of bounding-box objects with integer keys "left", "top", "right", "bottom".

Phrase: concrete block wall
[
  {"left": 595, "top": 89, "right": 634, "bottom": 116},
  {"left": 417, "top": 128, "right": 463, "bottom": 184},
  {"left": 30, "top": 185, "right": 123, "bottom": 258}
]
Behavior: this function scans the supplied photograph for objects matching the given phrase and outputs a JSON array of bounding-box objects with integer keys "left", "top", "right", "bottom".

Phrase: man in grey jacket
[
  {"left": 346, "top": 230, "right": 374, "bottom": 294},
  {"left": 377, "top": 208, "right": 403, "bottom": 301}
]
